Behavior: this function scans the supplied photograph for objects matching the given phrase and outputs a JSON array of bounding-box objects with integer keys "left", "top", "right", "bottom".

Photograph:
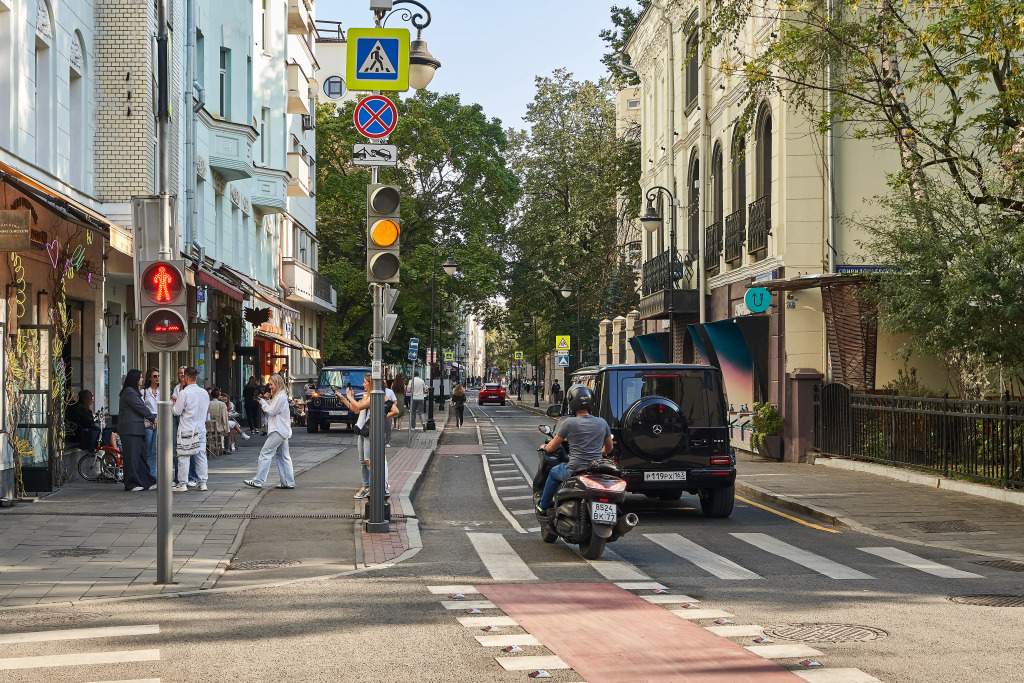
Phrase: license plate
[
  {"left": 328, "top": 411, "right": 347, "bottom": 416},
  {"left": 644, "top": 471, "right": 687, "bottom": 481},
  {"left": 591, "top": 502, "right": 617, "bottom": 524}
]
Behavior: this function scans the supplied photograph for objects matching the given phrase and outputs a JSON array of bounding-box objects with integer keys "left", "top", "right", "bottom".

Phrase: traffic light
[
  {"left": 137, "top": 259, "right": 189, "bottom": 352},
  {"left": 366, "top": 184, "right": 400, "bottom": 283}
]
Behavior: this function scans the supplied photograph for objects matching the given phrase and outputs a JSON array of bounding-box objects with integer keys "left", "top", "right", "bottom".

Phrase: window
[
  {"left": 711, "top": 143, "right": 723, "bottom": 226},
  {"left": 260, "top": 107, "right": 270, "bottom": 164},
  {"left": 214, "top": 189, "right": 224, "bottom": 260},
  {"left": 69, "top": 33, "right": 86, "bottom": 190},
  {"left": 219, "top": 49, "right": 231, "bottom": 118},
  {"left": 196, "top": 31, "right": 205, "bottom": 87},
  {"left": 261, "top": 0, "right": 269, "bottom": 50},
  {"left": 246, "top": 57, "right": 253, "bottom": 124},
  {"left": 323, "top": 75, "right": 345, "bottom": 99},
  {"left": 626, "top": 99, "right": 640, "bottom": 110},
  {"left": 685, "top": 32, "right": 698, "bottom": 109},
  {"left": 687, "top": 152, "right": 699, "bottom": 254},
  {"left": 731, "top": 131, "right": 746, "bottom": 215},
  {"left": 34, "top": 18, "right": 53, "bottom": 168},
  {"left": 755, "top": 105, "right": 772, "bottom": 200}
]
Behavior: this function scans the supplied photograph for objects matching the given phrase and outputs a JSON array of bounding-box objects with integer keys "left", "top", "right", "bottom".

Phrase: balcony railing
[
  {"left": 314, "top": 272, "right": 334, "bottom": 304},
  {"left": 724, "top": 208, "right": 746, "bottom": 264},
  {"left": 641, "top": 249, "right": 686, "bottom": 297},
  {"left": 705, "top": 221, "right": 722, "bottom": 277},
  {"left": 287, "top": 152, "right": 310, "bottom": 197},
  {"left": 748, "top": 195, "right": 770, "bottom": 254}
]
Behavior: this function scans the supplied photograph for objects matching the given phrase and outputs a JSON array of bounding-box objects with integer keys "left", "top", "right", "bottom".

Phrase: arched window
[
  {"left": 685, "top": 31, "right": 698, "bottom": 109},
  {"left": 70, "top": 32, "right": 87, "bottom": 189},
  {"left": 687, "top": 150, "right": 699, "bottom": 257},
  {"left": 707, "top": 141, "right": 724, "bottom": 276},
  {"left": 749, "top": 102, "right": 773, "bottom": 258},
  {"left": 34, "top": 0, "right": 54, "bottom": 169},
  {"left": 725, "top": 129, "right": 746, "bottom": 265}
]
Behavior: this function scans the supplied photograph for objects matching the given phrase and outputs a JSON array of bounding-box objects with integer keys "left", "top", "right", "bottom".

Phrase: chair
[{"left": 206, "top": 420, "right": 224, "bottom": 459}]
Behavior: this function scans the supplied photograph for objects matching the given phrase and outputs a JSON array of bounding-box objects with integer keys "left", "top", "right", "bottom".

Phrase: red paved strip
[{"left": 477, "top": 583, "right": 800, "bottom": 683}]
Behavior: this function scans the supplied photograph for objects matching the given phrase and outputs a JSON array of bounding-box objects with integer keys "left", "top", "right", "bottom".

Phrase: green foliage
[
  {"left": 883, "top": 366, "right": 943, "bottom": 398},
  {"left": 750, "top": 401, "right": 784, "bottom": 449},
  {"left": 600, "top": 1, "right": 651, "bottom": 85}
]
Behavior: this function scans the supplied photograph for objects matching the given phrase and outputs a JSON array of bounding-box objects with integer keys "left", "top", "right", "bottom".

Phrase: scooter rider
[{"left": 537, "top": 385, "right": 614, "bottom": 515}]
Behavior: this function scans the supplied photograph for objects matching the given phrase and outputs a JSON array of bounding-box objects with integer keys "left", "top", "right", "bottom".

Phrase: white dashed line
[{"left": 466, "top": 532, "right": 538, "bottom": 581}]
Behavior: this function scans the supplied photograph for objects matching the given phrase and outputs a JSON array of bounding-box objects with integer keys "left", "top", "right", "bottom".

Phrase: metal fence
[{"left": 814, "top": 383, "right": 1024, "bottom": 488}]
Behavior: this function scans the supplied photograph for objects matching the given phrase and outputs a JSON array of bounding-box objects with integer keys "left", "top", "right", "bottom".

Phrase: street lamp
[
  {"left": 427, "top": 246, "right": 458, "bottom": 431},
  {"left": 559, "top": 284, "right": 582, "bottom": 375},
  {"left": 379, "top": 1, "right": 441, "bottom": 90},
  {"left": 640, "top": 185, "right": 679, "bottom": 362},
  {"left": 524, "top": 315, "right": 539, "bottom": 407}
]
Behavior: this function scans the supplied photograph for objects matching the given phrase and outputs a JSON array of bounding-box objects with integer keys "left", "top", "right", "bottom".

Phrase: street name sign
[
  {"left": 555, "top": 335, "right": 570, "bottom": 351},
  {"left": 353, "top": 143, "right": 398, "bottom": 167},
  {"left": 557, "top": 356, "right": 569, "bottom": 367},
  {"left": 346, "top": 28, "right": 410, "bottom": 92},
  {"left": 354, "top": 95, "right": 398, "bottom": 139}
]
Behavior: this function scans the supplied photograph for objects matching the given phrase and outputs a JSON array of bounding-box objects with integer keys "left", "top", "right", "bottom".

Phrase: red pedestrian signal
[
  {"left": 141, "top": 261, "right": 184, "bottom": 305},
  {"left": 135, "top": 259, "right": 189, "bottom": 352}
]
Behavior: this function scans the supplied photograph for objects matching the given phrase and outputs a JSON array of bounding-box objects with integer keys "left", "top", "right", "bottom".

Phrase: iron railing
[
  {"left": 814, "top": 385, "right": 1024, "bottom": 488},
  {"left": 724, "top": 209, "right": 745, "bottom": 264},
  {"left": 748, "top": 195, "right": 770, "bottom": 254},
  {"left": 641, "top": 250, "right": 686, "bottom": 297},
  {"left": 705, "top": 221, "right": 722, "bottom": 276},
  {"left": 313, "top": 272, "right": 334, "bottom": 303}
]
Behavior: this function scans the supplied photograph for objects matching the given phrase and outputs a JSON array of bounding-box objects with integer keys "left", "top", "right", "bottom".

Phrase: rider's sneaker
[{"left": 535, "top": 505, "right": 548, "bottom": 516}]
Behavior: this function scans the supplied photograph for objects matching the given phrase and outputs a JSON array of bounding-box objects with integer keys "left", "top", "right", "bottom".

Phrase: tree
[
  {"left": 314, "top": 92, "right": 519, "bottom": 365},
  {"left": 600, "top": 1, "right": 651, "bottom": 86}
]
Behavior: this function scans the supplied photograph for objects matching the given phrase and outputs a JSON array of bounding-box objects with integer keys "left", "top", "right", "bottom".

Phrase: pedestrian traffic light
[
  {"left": 366, "top": 184, "right": 400, "bottom": 283},
  {"left": 136, "top": 259, "right": 189, "bottom": 352}
]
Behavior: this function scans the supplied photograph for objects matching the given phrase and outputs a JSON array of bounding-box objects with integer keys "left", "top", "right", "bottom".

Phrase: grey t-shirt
[{"left": 555, "top": 414, "right": 612, "bottom": 472}]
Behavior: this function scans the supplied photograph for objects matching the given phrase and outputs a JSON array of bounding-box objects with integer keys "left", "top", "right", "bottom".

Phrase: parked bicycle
[{"left": 76, "top": 408, "right": 124, "bottom": 483}]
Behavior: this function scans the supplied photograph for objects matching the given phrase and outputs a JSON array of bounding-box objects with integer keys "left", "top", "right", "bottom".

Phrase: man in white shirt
[
  {"left": 408, "top": 372, "right": 426, "bottom": 429},
  {"left": 171, "top": 366, "right": 211, "bottom": 492}
]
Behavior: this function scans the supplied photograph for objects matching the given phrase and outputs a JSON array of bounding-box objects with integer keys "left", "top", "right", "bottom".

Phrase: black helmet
[{"left": 566, "top": 385, "right": 595, "bottom": 415}]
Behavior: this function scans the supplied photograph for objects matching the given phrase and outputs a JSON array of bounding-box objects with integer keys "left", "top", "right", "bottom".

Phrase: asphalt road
[{"left": 3, "top": 394, "right": 1023, "bottom": 682}]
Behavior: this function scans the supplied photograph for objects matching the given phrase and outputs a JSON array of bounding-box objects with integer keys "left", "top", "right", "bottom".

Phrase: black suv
[
  {"left": 306, "top": 366, "right": 371, "bottom": 433},
  {"left": 548, "top": 364, "right": 735, "bottom": 517}
]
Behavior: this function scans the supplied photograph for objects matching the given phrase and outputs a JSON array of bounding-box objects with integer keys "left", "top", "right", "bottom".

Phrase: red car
[{"left": 478, "top": 383, "right": 507, "bottom": 406}]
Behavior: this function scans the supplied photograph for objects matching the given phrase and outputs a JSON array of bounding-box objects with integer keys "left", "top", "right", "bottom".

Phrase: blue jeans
[
  {"left": 144, "top": 429, "right": 157, "bottom": 478},
  {"left": 356, "top": 434, "right": 389, "bottom": 490},
  {"left": 252, "top": 431, "right": 295, "bottom": 487},
  {"left": 539, "top": 462, "right": 568, "bottom": 510}
]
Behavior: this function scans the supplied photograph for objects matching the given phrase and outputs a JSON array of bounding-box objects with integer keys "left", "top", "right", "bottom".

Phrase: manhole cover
[
  {"left": 907, "top": 520, "right": 981, "bottom": 533},
  {"left": 974, "top": 560, "right": 1024, "bottom": 573},
  {"left": 13, "top": 611, "right": 105, "bottom": 629},
  {"left": 763, "top": 624, "right": 888, "bottom": 643},
  {"left": 949, "top": 595, "right": 1024, "bottom": 607},
  {"left": 227, "top": 559, "right": 300, "bottom": 570},
  {"left": 45, "top": 547, "right": 109, "bottom": 558}
]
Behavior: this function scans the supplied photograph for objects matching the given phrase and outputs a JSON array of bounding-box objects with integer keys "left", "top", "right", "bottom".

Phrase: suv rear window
[
  {"left": 619, "top": 371, "right": 725, "bottom": 427},
  {"left": 318, "top": 369, "right": 369, "bottom": 389}
]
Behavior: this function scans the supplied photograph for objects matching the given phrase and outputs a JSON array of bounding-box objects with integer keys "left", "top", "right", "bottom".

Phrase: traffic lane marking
[
  {"left": 457, "top": 615, "right": 518, "bottom": 627},
  {"left": 794, "top": 668, "right": 884, "bottom": 682},
  {"left": 427, "top": 585, "right": 480, "bottom": 594},
  {"left": 736, "top": 495, "right": 842, "bottom": 533},
  {"left": 858, "top": 547, "right": 983, "bottom": 578},
  {"left": 441, "top": 600, "right": 495, "bottom": 610},
  {"left": 0, "top": 624, "right": 159, "bottom": 644},
  {"left": 732, "top": 533, "right": 874, "bottom": 579},
  {"left": 0, "top": 649, "right": 161, "bottom": 670},
  {"left": 746, "top": 644, "right": 825, "bottom": 659},
  {"left": 474, "top": 634, "right": 542, "bottom": 647},
  {"left": 646, "top": 532, "right": 763, "bottom": 580},
  {"left": 467, "top": 532, "right": 539, "bottom": 581},
  {"left": 494, "top": 655, "right": 569, "bottom": 671},
  {"left": 480, "top": 453, "right": 528, "bottom": 534}
]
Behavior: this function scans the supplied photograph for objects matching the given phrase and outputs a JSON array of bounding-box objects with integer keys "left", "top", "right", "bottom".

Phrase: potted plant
[{"left": 750, "top": 401, "right": 785, "bottom": 460}]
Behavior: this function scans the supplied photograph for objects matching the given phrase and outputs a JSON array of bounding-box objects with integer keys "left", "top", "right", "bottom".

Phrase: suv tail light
[{"left": 710, "top": 456, "right": 731, "bottom": 466}]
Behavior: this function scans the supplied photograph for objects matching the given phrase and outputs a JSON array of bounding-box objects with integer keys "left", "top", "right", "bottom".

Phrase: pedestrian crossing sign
[
  {"left": 514, "top": 351, "right": 523, "bottom": 361},
  {"left": 557, "top": 356, "right": 569, "bottom": 367},
  {"left": 445, "top": 351, "right": 454, "bottom": 361},
  {"left": 346, "top": 28, "right": 410, "bottom": 92},
  {"left": 555, "top": 335, "right": 570, "bottom": 351}
]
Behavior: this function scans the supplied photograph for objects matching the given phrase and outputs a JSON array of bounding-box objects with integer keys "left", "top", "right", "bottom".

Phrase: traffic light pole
[
  {"left": 367, "top": 165, "right": 389, "bottom": 533},
  {"left": 155, "top": 0, "right": 174, "bottom": 584}
]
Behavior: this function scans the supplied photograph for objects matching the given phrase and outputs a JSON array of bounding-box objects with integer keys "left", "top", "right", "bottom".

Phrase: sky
[{"left": 317, "top": 0, "right": 627, "bottom": 130}]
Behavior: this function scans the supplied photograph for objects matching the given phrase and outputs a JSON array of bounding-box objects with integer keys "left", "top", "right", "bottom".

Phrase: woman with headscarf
[{"left": 118, "top": 369, "right": 157, "bottom": 491}]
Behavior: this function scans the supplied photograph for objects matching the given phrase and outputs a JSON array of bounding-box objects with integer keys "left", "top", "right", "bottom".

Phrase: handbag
[
  {"left": 359, "top": 400, "right": 394, "bottom": 438},
  {"left": 177, "top": 428, "right": 202, "bottom": 457}
]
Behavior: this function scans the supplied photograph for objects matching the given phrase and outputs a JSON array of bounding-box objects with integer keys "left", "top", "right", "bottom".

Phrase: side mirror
[
  {"left": 538, "top": 425, "right": 552, "bottom": 435},
  {"left": 546, "top": 405, "right": 561, "bottom": 418}
]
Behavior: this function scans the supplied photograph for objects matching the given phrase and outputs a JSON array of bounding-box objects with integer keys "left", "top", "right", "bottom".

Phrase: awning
[
  {"left": 0, "top": 160, "right": 123, "bottom": 235},
  {"left": 197, "top": 270, "right": 243, "bottom": 302},
  {"left": 224, "top": 266, "right": 300, "bottom": 319},
  {"left": 748, "top": 272, "right": 875, "bottom": 292},
  {"left": 254, "top": 329, "right": 321, "bottom": 360}
]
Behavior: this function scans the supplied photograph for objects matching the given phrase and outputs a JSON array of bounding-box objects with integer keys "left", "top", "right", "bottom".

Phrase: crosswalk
[
  {"left": 462, "top": 529, "right": 987, "bottom": 584},
  {"left": 0, "top": 623, "right": 161, "bottom": 679}
]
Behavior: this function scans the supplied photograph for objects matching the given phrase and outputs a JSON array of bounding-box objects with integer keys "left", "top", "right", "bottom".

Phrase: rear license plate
[
  {"left": 591, "top": 502, "right": 617, "bottom": 524},
  {"left": 644, "top": 471, "right": 687, "bottom": 481},
  {"left": 328, "top": 411, "right": 347, "bottom": 416}
]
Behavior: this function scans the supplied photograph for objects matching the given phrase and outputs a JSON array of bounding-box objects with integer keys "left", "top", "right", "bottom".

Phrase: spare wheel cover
[{"left": 621, "top": 396, "right": 685, "bottom": 461}]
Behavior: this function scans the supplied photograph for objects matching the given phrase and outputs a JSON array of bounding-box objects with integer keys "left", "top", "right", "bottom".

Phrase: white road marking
[
  {"left": 858, "top": 547, "right": 983, "bottom": 578},
  {"left": 480, "top": 454, "right": 529, "bottom": 534},
  {"left": 494, "top": 426, "right": 509, "bottom": 444},
  {"left": 670, "top": 608, "right": 734, "bottom": 620},
  {"left": 502, "top": 495, "right": 534, "bottom": 501},
  {"left": 746, "top": 644, "right": 825, "bottom": 659},
  {"left": 646, "top": 533, "right": 763, "bottom": 580},
  {"left": 457, "top": 616, "right": 519, "bottom": 627},
  {"left": 495, "top": 655, "right": 569, "bottom": 671},
  {"left": 795, "top": 668, "right": 884, "bottom": 682},
  {"left": 585, "top": 549, "right": 653, "bottom": 581},
  {"left": 492, "top": 476, "right": 522, "bottom": 481},
  {"left": 526, "top": 527, "right": 541, "bottom": 533},
  {"left": 614, "top": 581, "right": 667, "bottom": 590},
  {"left": 467, "top": 532, "right": 538, "bottom": 581},
  {"left": 427, "top": 585, "right": 480, "bottom": 594},
  {"left": 87, "top": 679, "right": 161, "bottom": 683},
  {"left": 474, "top": 634, "right": 541, "bottom": 647},
  {"left": 441, "top": 600, "right": 495, "bottom": 610},
  {"left": 476, "top": 425, "right": 483, "bottom": 444},
  {"left": 0, "top": 650, "right": 160, "bottom": 670},
  {"left": 497, "top": 484, "right": 531, "bottom": 491},
  {"left": 732, "top": 533, "right": 875, "bottom": 579},
  {"left": 509, "top": 453, "right": 537, "bottom": 481},
  {"left": 706, "top": 624, "right": 766, "bottom": 637},
  {"left": 641, "top": 594, "right": 699, "bottom": 604},
  {"left": 0, "top": 625, "right": 160, "bottom": 644},
  {"left": 511, "top": 509, "right": 536, "bottom": 516}
]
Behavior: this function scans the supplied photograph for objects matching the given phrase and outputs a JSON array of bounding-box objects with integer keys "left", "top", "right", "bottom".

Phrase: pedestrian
[
  {"left": 142, "top": 367, "right": 159, "bottom": 479},
  {"left": 451, "top": 383, "right": 466, "bottom": 428},
  {"left": 171, "top": 365, "right": 198, "bottom": 485},
  {"left": 70, "top": 390, "right": 101, "bottom": 450},
  {"left": 384, "top": 378, "right": 397, "bottom": 447},
  {"left": 336, "top": 374, "right": 397, "bottom": 499},
  {"left": 118, "top": 369, "right": 157, "bottom": 492},
  {"left": 222, "top": 394, "right": 249, "bottom": 451},
  {"left": 207, "top": 388, "right": 231, "bottom": 454},
  {"left": 391, "top": 374, "right": 407, "bottom": 430},
  {"left": 408, "top": 371, "right": 426, "bottom": 430},
  {"left": 550, "top": 379, "right": 561, "bottom": 404},
  {"left": 243, "top": 373, "right": 296, "bottom": 490},
  {"left": 243, "top": 376, "right": 261, "bottom": 434},
  {"left": 172, "top": 366, "right": 211, "bottom": 492}
]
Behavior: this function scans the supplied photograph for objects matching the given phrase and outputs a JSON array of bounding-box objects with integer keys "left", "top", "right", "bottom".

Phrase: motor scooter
[{"left": 534, "top": 425, "right": 639, "bottom": 559}]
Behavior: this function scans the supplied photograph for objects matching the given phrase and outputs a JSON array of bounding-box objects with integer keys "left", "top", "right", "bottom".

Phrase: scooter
[{"left": 534, "top": 425, "right": 639, "bottom": 559}]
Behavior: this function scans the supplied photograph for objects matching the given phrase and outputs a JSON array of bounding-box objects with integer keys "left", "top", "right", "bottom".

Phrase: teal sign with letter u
[{"left": 745, "top": 287, "right": 771, "bottom": 313}]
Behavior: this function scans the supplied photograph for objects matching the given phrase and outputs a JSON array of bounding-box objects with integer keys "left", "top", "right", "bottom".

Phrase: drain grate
[
  {"left": 973, "top": 560, "right": 1024, "bottom": 573},
  {"left": 949, "top": 595, "right": 1024, "bottom": 607},
  {"left": 763, "top": 624, "right": 888, "bottom": 643},
  {"left": 45, "top": 547, "right": 109, "bottom": 558},
  {"left": 907, "top": 520, "right": 981, "bottom": 533},
  {"left": 228, "top": 559, "right": 301, "bottom": 571}
]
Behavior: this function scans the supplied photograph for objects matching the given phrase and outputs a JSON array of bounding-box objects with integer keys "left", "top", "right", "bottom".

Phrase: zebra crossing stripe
[
  {"left": 457, "top": 615, "right": 519, "bottom": 627},
  {"left": 0, "top": 649, "right": 160, "bottom": 671},
  {"left": 474, "top": 634, "right": 541, "bottom": 647},
  {"left": 441, "top": 600, "right": 495, "bottom": 610},
  {"left": 584, "top": 548, "right": 652, "bottom": 581},
  {"left": 497, "top": 484, "right": 530, "bottom": 491},
  {"left": 794, "top": 667, "right": 884, "bottom": 682},
  {"left": 0, "top": 625, "right": 159, "bottom": 644},
  {"left": 641, "top": 594, "right": 699, "bottom": 604},
  {"left": 646, "top": 533, "right": 763, "bottom": 580},
  {"left": 511, "top": 509, "right": 536, "bottom": 516},
  {"left": 706, "top": 624, "right": 766, "bottom": 637},
  {"left": 467, "top": 532, "right": 539, "bottom": 581},
  {"left": 670, "top": 608, "right": 734, "bottom": 620},
  {"left": 495, "top": 655, "right": 569, "bottom": 671},
  {"left": 732, "top": 533, "right": 875, "bottom": 579},
  {"left": 427, "top": 586, "right": 480, "bottom": 594},
  {"left": 86, "top": 679, "right": 161, "bottom": 683},
  {"left": 614, "top": 581, "right": 667, "bottom": 590},
  {"left": 502, "top": 495, "right": 534, "bottom": 501},
  {"left": 493, "top": 476, "right": 522, "bottom": 481},
  {"left": 746, "top": 644, "right": 824, "bottom": 659},
  {"left": 858, "top": 547, "right": 983, "bottom": 578}
]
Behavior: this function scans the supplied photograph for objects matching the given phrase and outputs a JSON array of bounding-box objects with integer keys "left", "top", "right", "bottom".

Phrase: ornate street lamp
[
  {"left": 380, "top": 0, "right": 441, "bottom": 90},
  {"left": 640, "top": 185, "right": 679, "bottom": 361}
]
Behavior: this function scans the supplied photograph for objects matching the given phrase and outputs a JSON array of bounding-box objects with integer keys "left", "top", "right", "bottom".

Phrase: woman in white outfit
[{"left": 243, "top": 373, "right": 296, "bottom": 489}]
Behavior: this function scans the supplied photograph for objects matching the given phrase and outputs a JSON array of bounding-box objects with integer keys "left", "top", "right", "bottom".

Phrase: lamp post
[
  {"left": 640, "top": 185, "right": 679, "bottom": 362},
  {"left": 379, "top": 1, "right": 441, "bottom": 90},
  {"left": 559, "top": 284, "right": 582, "bottom": 377},
  {"left": 524, "top": 315, "right": 540, "bottom": 407},
  {"left": 427, "top": 246, "right": 458, "bottom": 431}
]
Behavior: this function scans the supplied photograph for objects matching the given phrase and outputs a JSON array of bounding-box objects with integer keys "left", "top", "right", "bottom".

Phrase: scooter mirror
[{"left": 538, "top": 425, "right": 552, "bottom": 435}]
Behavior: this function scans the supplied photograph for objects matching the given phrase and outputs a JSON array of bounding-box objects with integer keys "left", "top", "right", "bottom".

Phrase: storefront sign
[{"left": 0, "top": 210, "right": 31, "bottom": 251}]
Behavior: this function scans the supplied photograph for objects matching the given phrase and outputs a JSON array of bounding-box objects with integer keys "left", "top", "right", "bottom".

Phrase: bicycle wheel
[
  {"left": 99, "top": 452, "right": 119, "bottom": 480},
  {"left": 77, "top": 453, "right": 102, "bottom": 481}
]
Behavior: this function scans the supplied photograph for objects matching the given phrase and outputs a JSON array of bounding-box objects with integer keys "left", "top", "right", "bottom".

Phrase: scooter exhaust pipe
[{"left": 614, "top": 512, "right": 639, "bottom": 537}]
